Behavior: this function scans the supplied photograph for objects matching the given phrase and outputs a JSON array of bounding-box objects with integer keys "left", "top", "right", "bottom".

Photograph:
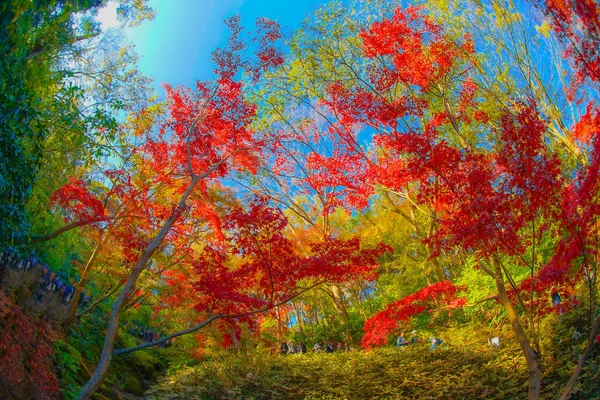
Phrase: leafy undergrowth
[
  {"left": 0, "top": 289, "right": 60, "bottom": 399},
  {"left": 147, "top": 347, "right": 525, "bottom": 399},
  {"left": 145, "top": 326, "right": 600, "bottom": 400}
]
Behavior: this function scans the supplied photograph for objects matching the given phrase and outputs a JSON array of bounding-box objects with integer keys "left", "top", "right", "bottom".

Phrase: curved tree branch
[
  {"left": 114, "top": 278, "right": 330, "bottom": 356},
  {"left": 560, "top": 314, "right": 600, "bottom": 400},
  {"left": 30, "top": 217, "right": 114, "bottom": 244},
  {"left": 114, "top": 314, "right": 222, "bottom": 355}
]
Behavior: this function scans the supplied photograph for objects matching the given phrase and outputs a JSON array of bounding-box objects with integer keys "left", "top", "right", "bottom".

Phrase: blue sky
[{"left": 100, "top": 0, "right": 326, "bottom": 92}]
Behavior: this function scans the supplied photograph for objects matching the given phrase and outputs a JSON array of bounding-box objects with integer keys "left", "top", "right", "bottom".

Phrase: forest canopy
[{"left": 0, "top": 0, "right": 599, "bottom": 399}]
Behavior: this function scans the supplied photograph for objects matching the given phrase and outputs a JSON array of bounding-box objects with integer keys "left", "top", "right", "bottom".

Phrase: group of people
[
  {"left": 280, "top": 333, "right": 443, "bottom": 355},
  {"left": 1, "top": 250, "right": 36, "bottom": 272},
  {"left": 40, "top": 266, "right": 86, "bottom": 305},
  {"left": 396, "top": 330, "right": 443, "bottom": 350},
  {"left": 279, "top": 341, "right": 307, "bottom": 354},
  {"left": 128, "top": 323, "right": 172, "bottom": 347},
  {"left": 280, "top": 340, "right": 352, "bottom": 354},
  {"left": 1, "top": 249, "right": 89, "bottom": 306}
]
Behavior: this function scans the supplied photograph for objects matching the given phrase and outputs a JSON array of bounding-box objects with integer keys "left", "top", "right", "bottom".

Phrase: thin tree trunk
[
  {"left": 429, "top": 252, "right": 446, "bottom": 282},
  {"left": 76, "top": 175, "right": 202, "bottom": 400},
  {"left": 64, "top": 236, "right": 106, "bottom": 330},
  {"left": 276, "top": 305, "right": 282, "bottom": 340},
  {"left": 77, "top": 283, "right": 123, "bottom": 317},
  {"left": 318, "top": 301, "right": 330, "bottom": 327},
  {"left": 352, "top": 284, "right": 368, "bottom": 320},
  {"left": 292, "top": 302, "right": 305, "bottom": 331},
  {"left": 494, "top": 259, "right": 542, "bottom": 400},
  {"left": 559, "top": 314, "right": 600, "bottom": 400},
  {"left": 330, "top": 284, "right": 350, "bottom": 325},
  {"left": 313, "top": 306, "right": 320, "bottom": 326}
]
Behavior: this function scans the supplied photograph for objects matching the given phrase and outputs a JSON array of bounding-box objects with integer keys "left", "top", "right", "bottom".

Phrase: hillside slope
[{"left": 145, "top": 336, "right": 599, "bottom": 400}]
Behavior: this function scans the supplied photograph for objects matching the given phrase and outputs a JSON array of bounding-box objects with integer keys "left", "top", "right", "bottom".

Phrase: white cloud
[{"left": 96, "top": 1, "right": 120, "bottom": 30}]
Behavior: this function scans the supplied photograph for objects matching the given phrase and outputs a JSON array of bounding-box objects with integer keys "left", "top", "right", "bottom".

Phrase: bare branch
[
  {"left": 30, "top": 217, "right": 114, "bottom": 243},
  {"left": 114, "top": 279, "right": 330, "bottom": 356}
]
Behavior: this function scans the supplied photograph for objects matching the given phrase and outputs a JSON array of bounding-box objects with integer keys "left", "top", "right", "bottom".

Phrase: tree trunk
[
  {"left": 292, "top": 302, "right": 305, "bottom": 331},
  {"left": 76, "top": 176, "right": 202, "bottom": 400},
  {"left": 494, "top": 260, "right": 542, "bottom": 400},
  {"left": 559, "top": 314, "right": 600, "bottom": 400},
  {"left": 63, "top": 238, "right": 105, "bottom": 330},
  {"left": 313, "top": 306, "right": 321, "bottom": 326},
  {"left": 352, "top": 284, "right": 368, "bottom": 320},
  {"left": 318, "top": 301, "right": 330, "bottom": 327},
  {"left": 330, "top": 284, "right": 350, "bottom": 325},
  {"left": 75, "top": 245, "right": 158, "bottom": 399},
  {"left": 429, "top": 251, "right": 446, "bottom": 282},
  {"left": 276, "top": 305, "right": 283, "bottom": 340}
]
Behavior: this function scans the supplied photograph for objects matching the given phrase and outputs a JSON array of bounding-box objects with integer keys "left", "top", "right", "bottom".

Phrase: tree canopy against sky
[
  {"left": 97, "top": 0, "right": 326, "bottom": 90},
  {"left": 1, "top": 1, "right": 599, "bottom": 400}
]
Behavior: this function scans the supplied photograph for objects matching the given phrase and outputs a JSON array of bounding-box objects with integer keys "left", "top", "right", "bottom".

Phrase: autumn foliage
[
  {"left": 315, "top": 5, "right": 597, "bottom": 313},
  {"left": 361, "top": 281, "right": 466, "bottom": 349},
  {"left": 49, "top": 178, "right": 105, "bottom": 223},
  {"left": 15, "top": 2, "right": 600, "bottom": 399},
  {"left": 518, "top": 106, "right": 600, "bottom": 312},
  {"left": 538, "top": 0, "right": 600, "bottom": 92},
  {"left": 160, "top": 198, "right": 392, "bottom": 338},
  {"left": 360, "top": 6, "right": 474, "bottom": 90},
  {"left": 0, "top": 291, "right": 59, "bottom": 400}
]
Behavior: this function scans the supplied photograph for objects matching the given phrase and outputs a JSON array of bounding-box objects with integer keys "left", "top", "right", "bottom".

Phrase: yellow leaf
[{"left": 535, "top": 21, "right": 551, "bottom": 38}]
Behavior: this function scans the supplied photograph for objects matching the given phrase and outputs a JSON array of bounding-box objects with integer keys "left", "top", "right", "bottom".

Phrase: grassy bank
[
  {"left": 145, "top": 323, "right": 600, "bottom": 400},
  {"left": 144, "top": 342, "right": 580, "bottom": 399}
]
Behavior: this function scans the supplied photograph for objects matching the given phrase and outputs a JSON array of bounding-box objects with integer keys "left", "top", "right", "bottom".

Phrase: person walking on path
[
  {"left": 280, "top": 341, "right": 288, "bottom": 355},
  {"left": 396, "top": 331, "right": 408, "bottom": 347},
  {"left": 410, "top": 330, "right": 421, "bottom": 344},
  {"left": 429, "top": 336, "right": 443, "bottom": 350}
]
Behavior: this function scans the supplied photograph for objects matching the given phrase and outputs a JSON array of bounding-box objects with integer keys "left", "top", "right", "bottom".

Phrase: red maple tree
[
  {"left": 362, "top": 281, "right": 466, "bottom": 349},
  {"left": 71, "top": 16, "right": 285, "bottom": 399},
  {"left": 152, "top": 197, "right": 391, "bottom": 350},
  {"left": 303, "top": 6, "right": 598, "bottom": 398}
]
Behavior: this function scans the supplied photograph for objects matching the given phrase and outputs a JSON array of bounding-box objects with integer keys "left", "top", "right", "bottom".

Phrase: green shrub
[{"left": 123, "top": 376, "right": 143, "bottom": 396}]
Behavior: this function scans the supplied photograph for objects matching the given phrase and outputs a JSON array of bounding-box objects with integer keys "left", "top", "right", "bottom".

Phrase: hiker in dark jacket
[{"left": 280, "top": 341, "right": 289, "bottom": 355}]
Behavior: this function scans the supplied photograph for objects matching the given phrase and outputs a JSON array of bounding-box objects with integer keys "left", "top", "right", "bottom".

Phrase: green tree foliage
[
  {"left": 0, "top": 0, "right": 153, "bottom": 249},
  {"left": 2, "top": 1, "right": 599, "bottom": 399}
]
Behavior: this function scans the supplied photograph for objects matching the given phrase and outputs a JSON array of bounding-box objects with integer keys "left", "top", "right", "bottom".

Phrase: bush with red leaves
[
  {"left": 0, "top": 291, "right": 60, "bottom": 400},
  {"left": 362, "top": 281, "right": 466, "bottom": 349}
]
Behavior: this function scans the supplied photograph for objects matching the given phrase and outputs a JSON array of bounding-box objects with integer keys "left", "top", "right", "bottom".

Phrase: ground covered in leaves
[{"left": 145, "top": 330, "right": 600, "bottom": 400}]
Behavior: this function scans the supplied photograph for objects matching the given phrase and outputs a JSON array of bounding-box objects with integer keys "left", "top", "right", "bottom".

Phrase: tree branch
[
  {"left": 114, "top": 279, "right": 330, "bottom": 356},
  {"left": 114, "top": 314, "right": 222, "bottom": 355},
  {"left": 30, "top": 217, "right": 114, "bottom": 243},
  {"left": 559, "top": 314, "right": 600, "bottom": 400}
]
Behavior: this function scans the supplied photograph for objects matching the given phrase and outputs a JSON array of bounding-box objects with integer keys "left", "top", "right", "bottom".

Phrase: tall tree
[
  {"left": 0, "top": 0, "right": 153, "bottom": 248},
  {"left": 250, "top": 2, "right": 598, "bottom": 398},
  {"left": 69, "top": 16, "right": 355, "bottom": 398}
]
